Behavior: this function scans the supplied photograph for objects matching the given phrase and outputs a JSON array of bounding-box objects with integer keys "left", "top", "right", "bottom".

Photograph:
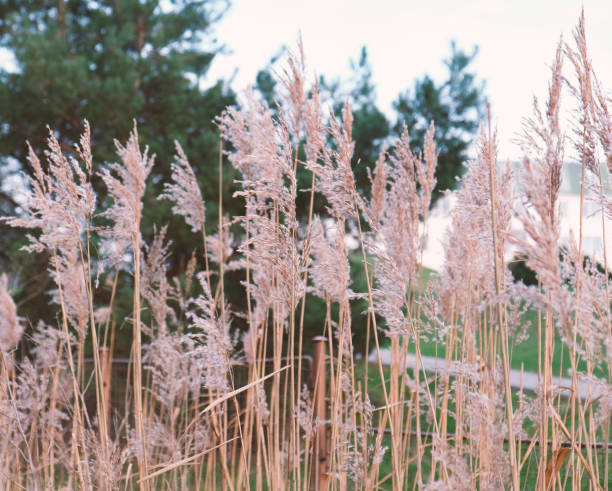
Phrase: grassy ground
[
  {"left": 353, "top": 359, "right": 611, "bottom": 489},
  {"left": 400, "top": 267, "right": 609, "bottom": 379},
  {"left": 412, "top": 308, "right": 608, "bottom": 379}
]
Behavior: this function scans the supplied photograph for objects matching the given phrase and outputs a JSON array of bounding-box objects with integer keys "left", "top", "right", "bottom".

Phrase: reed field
[{"left": 0, "top": 12, "right": 610, "bottom": 490}]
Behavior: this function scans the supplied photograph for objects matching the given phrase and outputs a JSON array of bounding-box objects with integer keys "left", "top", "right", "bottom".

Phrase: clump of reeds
[{"left": 0, "top": 10, "right": 610, "bottom": 491}]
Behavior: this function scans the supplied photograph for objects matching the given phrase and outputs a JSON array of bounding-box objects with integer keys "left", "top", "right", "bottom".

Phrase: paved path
[{"left": 368, "top": 349, "right": 605, "bottom": 400}]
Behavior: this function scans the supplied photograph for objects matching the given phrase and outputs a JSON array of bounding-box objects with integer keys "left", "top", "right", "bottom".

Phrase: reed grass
[{"left": 0, "top": 11, "right": 610, "bottom": 490}]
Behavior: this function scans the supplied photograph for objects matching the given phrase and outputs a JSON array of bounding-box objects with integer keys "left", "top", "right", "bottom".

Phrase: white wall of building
[{"left": 422, "top": 162, "right": 612, "bottom": 272}]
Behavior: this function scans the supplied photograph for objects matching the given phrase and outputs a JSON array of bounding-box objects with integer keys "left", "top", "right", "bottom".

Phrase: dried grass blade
[
  {"left": 519, "top": 429, "right": 540, "bottom": 471},
  {"left": 548, "top": 403, "right": 601, "bottom": 490},
  {"left": 137, "top": 437, "right": 239, "bottom": 483},
  {"left": 187, "top": 365, "right": 290, "bottom": 433},
  {"left": 544, "top": 447, "right": 570, "bottom": 490}
]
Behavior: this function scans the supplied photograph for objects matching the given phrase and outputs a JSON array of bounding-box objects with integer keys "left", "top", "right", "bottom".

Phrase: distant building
[{"left": 422, "top": 162, "right": 612, "bottom": 271}]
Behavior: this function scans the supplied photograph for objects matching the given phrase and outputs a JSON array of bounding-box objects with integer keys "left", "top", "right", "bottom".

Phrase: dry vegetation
[{"left": 0, "top": 12, "right": 610, "bottom": 490}]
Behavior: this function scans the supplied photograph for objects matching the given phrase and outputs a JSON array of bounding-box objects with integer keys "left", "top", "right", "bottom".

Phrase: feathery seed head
[
  {"left": 159, "top": 142, "right": 206, "bottom": 233},
  {"left": 98, "top": 122, "right": 154, "bottom": 267},
  {"left": 2, "top": 126, "right": 95, "bottom": 256},
  {"left": 141, "top": 226, "right": 173, "bottom": 334},
  {"left": 0, "top": 274, "right": 23, "bottom": 353},
  {"left": 309, "top": 216, "right": 351, "bottom": 303}
]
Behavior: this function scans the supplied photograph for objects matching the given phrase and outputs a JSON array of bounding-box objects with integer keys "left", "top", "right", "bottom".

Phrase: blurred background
[
  {"left": 207, "top": 0, "right": 612, "bottom": 160},
  {"left": 0, "top": 0, "right": 610, "bottom": 355}
]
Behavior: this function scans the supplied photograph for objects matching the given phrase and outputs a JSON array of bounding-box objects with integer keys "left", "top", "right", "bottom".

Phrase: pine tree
[
  {"left": 315, "top": 48, "right": 389, "bottom": 192},
  {"left": 0, "top": 2, "right": 235, "bottom": 246},
  {"left": 0, "top": 0, "right": 235, "bottom": 325},
  {"left": 394, "top": 42, "right": 487, "bottom": 203}
]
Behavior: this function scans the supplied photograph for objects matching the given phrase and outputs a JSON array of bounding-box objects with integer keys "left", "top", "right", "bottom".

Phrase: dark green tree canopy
[
  {"left": 0, "top": 5, "right": 487, "bottom": 354},
  {"left": 338, "top": 47, "right": 390, "bottom": 192},
  {"left": 0, "top": 0, "right": 237, "bottom": 274},
  {"left": 0, "top": 0, "right": 235, "bottom": 218},
  {"left": 255, "top": 43, "right": 486, "bottom": 207},
  {"left": 0, "top": 1, "right": 236, "bottom": 325},
  {"left": 394, "top": 42, "right": 487, "bottom": 202}
]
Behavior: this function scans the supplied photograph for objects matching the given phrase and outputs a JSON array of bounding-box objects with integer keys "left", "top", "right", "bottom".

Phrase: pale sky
[
  {"left": 0, "top": 1, "right": 609, "bottom": 159},
  {"left": 206, "top": 0, "right": 612, "bottom": 159}
]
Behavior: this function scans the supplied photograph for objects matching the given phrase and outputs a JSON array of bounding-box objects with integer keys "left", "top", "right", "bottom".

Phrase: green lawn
[
  {"left": 404, "top": 306, "right": 608, "bottom": 379},
  {"left": 401, "top": 267, "right": 608, "bottom": 379},
  {"left": 352, "top": 359, "right": 611, "bottom": 489}
]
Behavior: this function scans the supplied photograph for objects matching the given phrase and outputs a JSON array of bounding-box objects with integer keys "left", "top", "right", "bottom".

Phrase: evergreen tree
[
  {"left": 0, "top": 0, "right": 235, "bottom": 324},
  {"left": 254, "top": 51, "right": 282, "bottom": 109},
  {"left": 270, "top": 43, "right": 485, "bottom": 208},
  {"left": 341, "top": 47, "right": 390, "bottom": 192},
  {"left": 394, "top": 42, "right": 487, "bottom": 203},
  {"left": 0, "top": 2, "right": 235, "bottom": 240}
]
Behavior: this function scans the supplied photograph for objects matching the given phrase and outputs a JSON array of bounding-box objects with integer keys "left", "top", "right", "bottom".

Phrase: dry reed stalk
[
  {"left": 131, "top": 162, "right": 147, "bottom": 487},
  {"left": 1, "top": 12, "right": 611, "bottom": 489},
  {"left": 312, "top": 335, "right": 328, "bottom": 489},
  {"left": 54, "top": 254, "right": 89, "bottom": 489},
  {"left": 1, "top": 124, "right": 99, "bottom": 487},
  {"left": 98, "top": 123, "right": 154, "bottom": 486},
  {"left": 352, "top": 203, "right": 399, "bottom": 487},
  {"left": 100, "top": 346, "right": 112, "bottom": 430},
  {"left": 486, "top": 105, "right": 520, "bottom": 489}
]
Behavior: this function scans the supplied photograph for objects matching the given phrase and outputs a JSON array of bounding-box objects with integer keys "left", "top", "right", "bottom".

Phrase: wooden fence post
[
  {"left": 312, "top": 336, "right": 328, "bottom": 490},
  {"left": 99, "top": 347, "right": 111, "bottom": 430}
]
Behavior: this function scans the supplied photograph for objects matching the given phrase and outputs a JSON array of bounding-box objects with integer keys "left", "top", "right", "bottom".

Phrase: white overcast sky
[
  {"left": 0, "top": 1, "right": 609, "bottom": 159},
  {"left": 206, "top": 0, "right": 612, "bottom": 159}
]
